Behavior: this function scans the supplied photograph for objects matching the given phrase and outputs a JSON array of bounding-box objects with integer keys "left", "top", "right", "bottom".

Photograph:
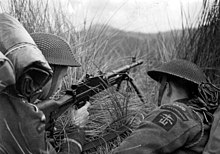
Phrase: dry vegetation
[
  {"left": 177, "top": 0, "right": 220, "bottom": 85},
  {"left": 1, "top": 0, "right": 219, "bottom": 153}
]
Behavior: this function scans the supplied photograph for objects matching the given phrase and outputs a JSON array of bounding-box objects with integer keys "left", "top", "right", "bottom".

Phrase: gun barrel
[{"left": 106, "top": 60, "right": 143, "bottom": 78}]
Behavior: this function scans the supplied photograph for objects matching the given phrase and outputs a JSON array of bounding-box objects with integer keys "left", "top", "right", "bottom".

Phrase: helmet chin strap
[
  {"left": 44, "top": 66, "right": 61, "bottom": 99},
  {"left": 158, "top": 76, "right": 167, "bottom": 106}
]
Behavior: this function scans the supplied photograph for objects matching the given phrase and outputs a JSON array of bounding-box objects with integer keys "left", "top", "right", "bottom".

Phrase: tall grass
[{"left": 176, "top": 0, "right": 220, "bottom": 85}]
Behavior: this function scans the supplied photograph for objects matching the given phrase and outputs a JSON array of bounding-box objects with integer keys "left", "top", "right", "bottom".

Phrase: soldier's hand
[{"left": 71, "top": 101, "right": 90, "bottom": 128}]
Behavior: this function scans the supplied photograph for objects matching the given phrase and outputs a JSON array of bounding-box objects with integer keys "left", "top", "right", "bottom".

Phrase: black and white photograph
[{"left": 0, "top": 0, "right": 219, "bottom": 153}]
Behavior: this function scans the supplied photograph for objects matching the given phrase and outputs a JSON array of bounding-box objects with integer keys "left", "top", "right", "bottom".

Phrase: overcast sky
[
  {"left": 0, "top": 0, "right": 206, "bottom": 33},
  {"left": 64, "top": 0, "right": 204, "bottom": 33}
]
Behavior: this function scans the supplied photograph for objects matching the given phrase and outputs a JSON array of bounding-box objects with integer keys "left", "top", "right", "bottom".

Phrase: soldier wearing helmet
[
  {"left": 29, "top": 33, "right": 90, "bottom": 153},
  {"left": 112, "top": 59, "right": 213, "bottom": 154},
  {"left": 0, "top": 13, "right": 88, "bottom": 153}
]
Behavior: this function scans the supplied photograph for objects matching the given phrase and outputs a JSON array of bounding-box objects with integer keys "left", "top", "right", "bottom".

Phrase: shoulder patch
[
  {"left": 152, "top": 111, "right": 177, "bottom": 131},
  {"left": 161, "top": 104, "right": 188, "bottom": 121}
]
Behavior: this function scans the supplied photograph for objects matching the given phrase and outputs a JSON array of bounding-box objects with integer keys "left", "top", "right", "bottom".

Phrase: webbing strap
[
  {"left": 5, "top": 43, "right": 36, "bottom": 56},
  {"left": 45, "top": 66, "right": 61, "bottom": 99},
  {"left": 158, "top": 76, "right": 167, "bottom": 106}
]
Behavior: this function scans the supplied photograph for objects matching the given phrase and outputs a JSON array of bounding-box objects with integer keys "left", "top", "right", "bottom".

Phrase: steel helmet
[
  {"left": 30, "top": 33, "right": 81, "bottom": 67},
  {"left": 147, "top": 59, "right": 207, "bottom": 85}
]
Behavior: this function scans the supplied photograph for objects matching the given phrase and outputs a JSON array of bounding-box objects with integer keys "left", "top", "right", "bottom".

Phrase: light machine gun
[{"left": 37, "top": 60, "right": 144, "bottom": 134}]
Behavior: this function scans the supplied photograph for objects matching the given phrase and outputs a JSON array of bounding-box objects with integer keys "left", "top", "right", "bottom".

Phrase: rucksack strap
[
  {"left": 45, "top": 66, "right": 63, "bottom": 99},
  {"left": 158, "top": 76, "right": 167, "bottom": 106}
]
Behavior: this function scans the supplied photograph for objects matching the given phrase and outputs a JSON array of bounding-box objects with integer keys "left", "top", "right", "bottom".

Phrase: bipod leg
[{"left": 126, "top": 76, "right": 145, "bottom": 104}]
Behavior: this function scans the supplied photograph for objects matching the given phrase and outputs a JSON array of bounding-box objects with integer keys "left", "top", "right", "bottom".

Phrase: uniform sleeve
[
  {"left": 112, "top": 103, "right": 201, "bottom": 154},
  {"left": 30, "top": 109, "right": 83, "bottom": 154},
  {"left": 24, "top": 103, "right": 83, "bottom": 154},
  {"left": 0, "top": 94, "right": 82, "bottom": 154}
]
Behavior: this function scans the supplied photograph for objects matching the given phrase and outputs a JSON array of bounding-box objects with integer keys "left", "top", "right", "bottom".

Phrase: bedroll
[{"left": 0, "top": 13, "right": 52, "bottom": 97}]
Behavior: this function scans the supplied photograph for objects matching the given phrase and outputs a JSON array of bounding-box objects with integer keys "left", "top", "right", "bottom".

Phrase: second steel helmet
[
  {"left": 30, "top": 33, "right": 81, "bottom": 67},
  {"left": 147, "top": 59, "right": 207, "bottom": 106},
  {"left": 147, "top": 59, "right": 207, "bottom": 85}
]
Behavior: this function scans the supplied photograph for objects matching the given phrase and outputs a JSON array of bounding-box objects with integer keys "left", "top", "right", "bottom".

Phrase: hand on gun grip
[{"left": 71, "top": 101, "right": 90, "bottom": 128}]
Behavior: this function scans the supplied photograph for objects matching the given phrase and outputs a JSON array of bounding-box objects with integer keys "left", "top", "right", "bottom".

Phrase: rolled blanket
[{"left": 0, "top": 13, "right": 53, "bottom": 100}]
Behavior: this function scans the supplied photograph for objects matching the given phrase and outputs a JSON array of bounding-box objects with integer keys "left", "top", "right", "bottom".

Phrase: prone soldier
[{"left": 112, "top": 59, "right": 214, "bottom": 154}]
